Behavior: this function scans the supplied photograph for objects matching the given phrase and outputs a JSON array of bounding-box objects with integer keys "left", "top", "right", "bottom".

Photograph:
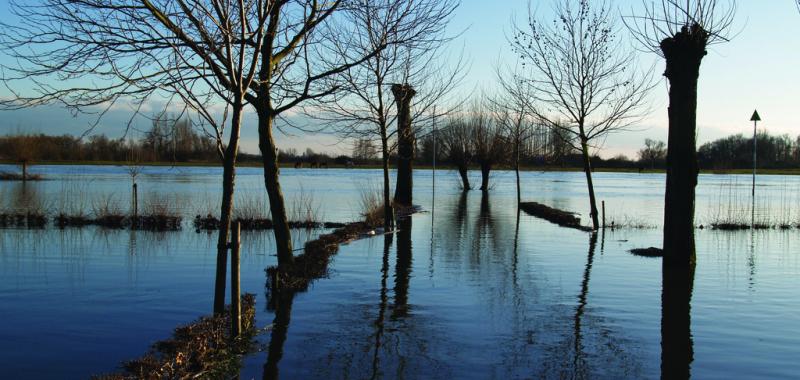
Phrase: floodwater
[{"left": 0, "top": 164, "right": 798, "bottom": 379}]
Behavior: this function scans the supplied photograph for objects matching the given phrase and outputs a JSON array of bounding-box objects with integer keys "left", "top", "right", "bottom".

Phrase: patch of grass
[
  {"left": 629, "top": 247, "right": 663, "bottom": 258},
  {"left": 604, "top": 214, "right": 656, "bottom": 230},
  {"left": 95, "top": 294, "right": 257, "bottom": 380},
  {"left": 519, "top": 201, "right": 592, "bottom": 232},
  {"left": 357, "top": 184, "right": 384, "bottom": 228},
  {"left": 131, "top": 193, "right": 182, "bottom": 231},
  {"left": 0, "top": 171, "right": 43, "bottom": 181}
]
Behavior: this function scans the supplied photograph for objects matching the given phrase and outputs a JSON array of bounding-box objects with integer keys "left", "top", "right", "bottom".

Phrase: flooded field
[{"left": 1, "top": 165, "right": 799, "bottom": 378}]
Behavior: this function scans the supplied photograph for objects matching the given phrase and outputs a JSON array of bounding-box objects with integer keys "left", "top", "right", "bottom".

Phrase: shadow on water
[
  {"left": 263, "top": 289, "right": 295, "bottom": 380},
  {"left": 661, "top": 247, "right": 696, "bottom": 380}
]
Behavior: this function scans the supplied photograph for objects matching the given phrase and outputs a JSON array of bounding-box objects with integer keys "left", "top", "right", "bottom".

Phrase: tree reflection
[
  {"left": 371, "top": 234, "right": 393, "bottom": 379},
  {"left": 661, "top": 248, "right": 696, "bottom": 380},
  {"left": 392, "top": 216, "right": 412, "bottom": 319},
  {"left": 263, "top": 290, "right": 296, "bottom": 380},
  {"left": 572, "top": 233, "right": 598, "bottom": 378}
]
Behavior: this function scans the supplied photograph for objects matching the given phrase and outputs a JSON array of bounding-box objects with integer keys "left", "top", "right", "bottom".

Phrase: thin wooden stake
[
  {"left": 230, "top": 221, "right": 241, "bottom": 338},
  {"left": 601, "top": 200, "right": 606, "bottom": 229}
]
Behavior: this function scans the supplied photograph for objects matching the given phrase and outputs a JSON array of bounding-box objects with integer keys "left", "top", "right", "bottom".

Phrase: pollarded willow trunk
[
  {"left": 380, "top": 128, "right": 395, "bottom": 230},
  {"left": 661, "top": 24, "right": 708, "bottom": 262},
  {"left": 257, "top": 111, "right": 294, "bottom": 270},
  {"left": 213, "top": 102, "right": 243, "bottom": 314},
  {"left": 479, "top": 162, "right": 491, "bottom": 191},
  {"left": 580, "top": 138, "right": 600, "bottom": 230},
  {"left": 458, "top": 163, "right": 471, "bottom": 191},
  {"left": 392, "top": 84, "right": 416, "bottom": 206}
]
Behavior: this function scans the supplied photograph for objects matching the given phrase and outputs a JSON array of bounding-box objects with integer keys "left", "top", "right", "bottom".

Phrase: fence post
[
  {"left": 230, "top": 221, "right": 241, "bottom": 338},
  {"left": 601, "top": 200, "right": 606, "bottom": 229}
]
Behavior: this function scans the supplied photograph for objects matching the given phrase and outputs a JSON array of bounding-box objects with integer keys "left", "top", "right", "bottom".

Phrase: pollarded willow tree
[
  {"left": 0, "top": 0, "right": 268, "bottom": 314},
  {"left": 509, "top": 0, "right": 653, "bottom": 230},
  {"left": 625, "top": 0, "right": 735, "bottom": 259},
  {"left": 309, "top": 0, "right": 462, "bottom": 229}
]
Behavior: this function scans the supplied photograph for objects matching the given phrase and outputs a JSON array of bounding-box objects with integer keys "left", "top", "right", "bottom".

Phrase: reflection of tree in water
[
  {"left": 260, "top": 192, "right": 646, "bottom": 378},
  {"left": 661, "top": 252, "right": 696, "bottom": 379},
  {"left": 261, "top": 216, "right": 449, "bottom": 379}
]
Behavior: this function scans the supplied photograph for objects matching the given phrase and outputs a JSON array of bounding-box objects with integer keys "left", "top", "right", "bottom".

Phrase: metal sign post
[{"left": 750, "top": 110, "right": 761, "bottom": 226}]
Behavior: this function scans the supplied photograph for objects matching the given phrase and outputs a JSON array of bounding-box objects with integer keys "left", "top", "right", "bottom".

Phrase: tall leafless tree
[
  {"left": 625, "top": 0, "right": 735, "bottom": 260},
  {"left": 308, "top": 0, "right": 462, "bottom": 229},
  {"left": 510, "top": 0, "right": 653, "bottom": 230}
]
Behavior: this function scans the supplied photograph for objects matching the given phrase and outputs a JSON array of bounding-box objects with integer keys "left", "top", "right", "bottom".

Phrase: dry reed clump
[
  {"left": 91, "top": 194, "right": 126, "bottom": 228},
  {"left": 358, "top": 185, "right": 384, "bottom": 227},
  {"left": 289, "top": 185, "right": 323, "bottom": 229},
  {"left": 131, "top": 193, "right": 182, "bottom": 231},
  {"left": 95, "top": 294, "right": 257, "bottom": 380},
  {"left": 234, "top": 193, "right": 273, "bottom": 229},
  {"left": 604, "top": 214, "right": 656, "bottom": 230},
  {"left": 0, "top": 187, "right": 47, "bottom": 228}
]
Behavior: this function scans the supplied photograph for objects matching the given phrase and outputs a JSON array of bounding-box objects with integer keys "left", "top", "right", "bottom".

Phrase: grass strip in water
[
  {"left": 519, "top": 201, "right": 592, "bottom": 232},
  {"left": 629, "top": 247, "right": 664, "bottom": 258},
  {"left": 266, "top": 221, "right": 378, "bottom": 292},
  {"left": 95, "top": 294, "right": 257, "bottom": 380}
]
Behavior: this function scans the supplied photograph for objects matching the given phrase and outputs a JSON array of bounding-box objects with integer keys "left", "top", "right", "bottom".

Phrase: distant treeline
[{"left": 2, "top": 121, "right": 799, "bottom": 170}]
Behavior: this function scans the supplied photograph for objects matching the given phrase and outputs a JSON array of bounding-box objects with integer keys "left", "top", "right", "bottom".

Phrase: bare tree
[
  {"left": 438, "top": 118, "right": 474, "bottom": 190},
  {"left": 625, "top": 0, "right": 735, "bottom": 258},
  {"left": 309, "top": 0, "right": 462, "bottom": 229},
  {"left": 509, "top": 0, "right": 653, "bottom": 230},
  {"left": 492, "top": 91, "right": 536, "bottom": 205},
  {"left": 469, "top": 99, "right": 507, "bottom": 192},
  {"left": 638, "top": 138, "right": 667, "bottom": 168}
]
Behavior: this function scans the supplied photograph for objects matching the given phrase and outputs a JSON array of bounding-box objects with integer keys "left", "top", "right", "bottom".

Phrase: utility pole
[{"left": 750, "top": 109, "right": 761, "bottom": 226}]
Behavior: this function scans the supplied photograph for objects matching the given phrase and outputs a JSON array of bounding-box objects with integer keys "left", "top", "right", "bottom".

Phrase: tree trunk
[
  {"left": 479, "top": 162, "right": 491, "bottom": 191},
  {"left": 580, "top": 138, "right": 600, "bottom": 230},
  {"left": 21, "top": 160, "right": 27, "bottom": 181},
  {"left": 458, "top": 163, "right": 471, "bottom": 190},
  {"left": 258, "top": 113, "right": 294, "bottom": 270},
  {"left": 380, "top": 129, "right": 394, "bottom": 230},
  {"left": 392, "top": 84, "right": 416, "bottom": 206},
  {"left": 213, "top": 102, "right": 242, "bottom": 314},
  {"left": 660, "top": 24, "right": 707, "bottom": 261}
]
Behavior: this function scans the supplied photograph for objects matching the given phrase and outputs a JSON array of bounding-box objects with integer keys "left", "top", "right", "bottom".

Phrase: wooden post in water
[
  {"left": 132, "top": 183, "right": 138, "bottom": 219},
  {"left": 230, "top": 221, "right": 241, "bottom": 338},
  {"left": 601, "top": 201, "right": 606, "bottom": 229}
]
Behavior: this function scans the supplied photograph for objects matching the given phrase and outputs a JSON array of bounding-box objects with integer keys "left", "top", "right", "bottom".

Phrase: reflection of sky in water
[{"left": 0, "top": 165, "right": 798, "bottom": 378}]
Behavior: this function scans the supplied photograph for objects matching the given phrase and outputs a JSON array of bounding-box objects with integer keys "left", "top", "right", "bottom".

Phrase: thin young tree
[
  {"left": 509, "top": 0, "right": 653, "bottom": 230},
  {"left": 625, "top": 0, "right": 736, "bottom": 258},
  {"left": 494, "top": 71, "right": 538, "bottom": 205},
  {"left": 309, "top": 0, "right": 462, "bottom": 229}
]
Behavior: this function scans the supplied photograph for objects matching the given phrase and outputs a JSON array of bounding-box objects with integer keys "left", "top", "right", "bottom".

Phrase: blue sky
[{"left": 1, "top": 0, "right": 799, "bottom": 158}]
